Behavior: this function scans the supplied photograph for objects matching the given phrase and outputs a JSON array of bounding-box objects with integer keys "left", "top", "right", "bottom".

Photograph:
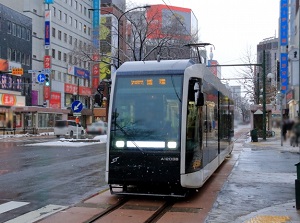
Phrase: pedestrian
[
  {"left": 292, "top": 120, "right": 300, "bottom": 146},
  {"left": 282, "top": 119, "right": 288, "bottom": 141}
]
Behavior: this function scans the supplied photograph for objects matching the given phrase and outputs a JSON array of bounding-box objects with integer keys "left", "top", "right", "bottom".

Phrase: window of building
[
  {"left": 7, "top": 21, "right": 11, "bottom": 34},
  {"left": 21, "top": 27, "right": 26, "bottom": 39},
  {"left": 52, "top": 27, "right": 56, "bottom": 37},
  {"left": 52, "top": 49, "right": 55, "bottom": 58},
  {"left": 69, "top": 35, "right": 72, "bottom": 45},
  {"left": 21, "top": 53, "right": 25, "bottom": 64},
  {"left": 58, "top": 30, "right": 61, "bottom": 40},
  {"left": 58, "top": 51, "right": 62, "bottom": 60},
  {"left": 84, "top": 7, "right": 87, "bottom": 16},
  {"left": 52, "top": 6, "right": 56, "bottom": 17},
  {"left": 69, "top": 55, "right": 72, "bottom": 64},
  {"left": 58, "top": 10, "right": 62, "bottom": 20},
  {"left": 74, "top": 19, "right": 77, "bottom": 28},
  {"left": 64, "top": 33, "right": 67, "bottom": 42},
  {"left": 26, "top": 54, "right": 30, "bottom": 66},
  {"left": 79, "top": 22, "right": 82, "bottom": 31},
  {"left": 74, "top": 38, "right": 77, "bottom": 47},
  {"left": 17, "top": 51, "right": 21, "bottom": 63},
  {"left": 74, "top": 0, "right": 78, "bottom": 10},
  {"left": 17, "top": 25, "right": 21, "bottom": 38},
  {"left": 7, "top": 48, "right": 11, "bottom": 60},
  {"left": 27, "top": 29, "right": 30, "bottom": 41},
  {"left": 58, "top": 71, "right": 62, "bottom": 81},
  {"left": 69, "top": 16, "right": 72, "bottom": 26},
  {"left": 69, "top": 0, "right": 72, "bottom": 7},
  {"left": 63, "top": 13, "right": 67, "bottom": 23},
  {"left": 88, "top": 27, "right": 91, "bottom": 36},
  {"left": 63, "top": 53, "right": 67, "bottom": 62},
  {"left": 11, "top": 49, "right": 16, "bottom": 61},
  {"left": 12, "top": 23, "right": 16, "bottom": 36},
  {"left": 83, "top": 24, "right": 87, "bottom": 34}
]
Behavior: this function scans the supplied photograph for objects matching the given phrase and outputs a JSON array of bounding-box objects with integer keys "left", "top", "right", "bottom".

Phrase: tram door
[{"left": 185, "top": 78, "right": 204, "bottom": 173}]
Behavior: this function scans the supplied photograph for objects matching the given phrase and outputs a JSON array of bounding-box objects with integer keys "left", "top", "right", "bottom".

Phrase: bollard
[{"left": 295, "top": 162, "right": 300, "bottom": 209}]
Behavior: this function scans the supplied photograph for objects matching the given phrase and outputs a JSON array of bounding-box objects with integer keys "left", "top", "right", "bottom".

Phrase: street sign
[
  {"left": 37, "top": 73, "right": 45, "bottom": 83},
  {"left": 42, "top": 68, "right": 51, "bottom": 74},
  {"left": 73, "top": 112, "right": 81, "bottom": 116},
  {"left": 28, "top": 70, "right": 40, "bottom": 73},
  {"left": 71, "top": 100, "right": 83, "bottom": 113},
  {"left": 12, "top": 68, "right": 24, "bottom": 75}
]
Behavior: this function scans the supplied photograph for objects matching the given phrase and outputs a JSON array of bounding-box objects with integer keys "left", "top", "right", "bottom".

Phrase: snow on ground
[{"left": 1, "top": 132, "right": 107, "bottom": 147}]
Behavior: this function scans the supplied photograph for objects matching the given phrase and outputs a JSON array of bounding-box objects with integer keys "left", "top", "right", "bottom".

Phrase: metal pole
[
  {"left": 281, "top": 93, "right": 283, "bottom": 146},
  {"left": 262, "top": 50, "right": 266, "bottom": 140},
  {"left": 117, "top": 6, "right": 150, "bottom": 68}
]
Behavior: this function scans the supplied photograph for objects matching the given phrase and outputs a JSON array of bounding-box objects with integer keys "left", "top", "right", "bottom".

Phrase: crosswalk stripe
[
  {"left": 0, "top": 201, "right": 29, "bottom": 214},
  {"left": 4, "top": 204, "right": 67, "bottom": 223}
]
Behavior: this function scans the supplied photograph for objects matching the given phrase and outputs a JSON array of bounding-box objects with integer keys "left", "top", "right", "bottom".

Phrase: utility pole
[{"left": 262, "top": 50, "right": 267, "bottom": 140}]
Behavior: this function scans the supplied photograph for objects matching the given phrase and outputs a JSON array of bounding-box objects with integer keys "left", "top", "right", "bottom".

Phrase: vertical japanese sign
[
  {"left": 280, "top": 0, "right": 288, "bottom": 93},
  {"left": 92, "top": 0, "right": 101, "bottom": 92},
  {"left": 44, "top": 55, "right": 51, "bottom": 68},
  {"left": 45, "top": 10, "right": 51, "bottom": 48},
  {"left": 280, "top": 53, "right": 288, "bottom": 93}
]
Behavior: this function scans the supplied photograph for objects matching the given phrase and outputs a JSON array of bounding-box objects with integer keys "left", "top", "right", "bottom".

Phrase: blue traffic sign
[
  {"left": 71, "top": 100, "right": 83, "bottom": 113},
  {"left": 37, "top": 73, "right": 45, "bottom": 83}
]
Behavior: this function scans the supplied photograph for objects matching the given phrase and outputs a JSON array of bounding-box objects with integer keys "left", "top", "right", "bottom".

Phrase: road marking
[
  {"left": 4, "top": 204, "right": 67, "bottom": 223},
  {"left": 0, "top": 201, "right": 29, "bottom": 214}
]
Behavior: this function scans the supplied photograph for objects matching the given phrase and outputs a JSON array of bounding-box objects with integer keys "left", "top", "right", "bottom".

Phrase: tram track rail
[{"left": 82, "top": 196, "right": 176, "bottom": 223}]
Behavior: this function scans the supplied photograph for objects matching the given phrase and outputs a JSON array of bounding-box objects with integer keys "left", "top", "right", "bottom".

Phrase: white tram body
[{"left": 105, "top": 59, "right": 234, "bottom": 196}]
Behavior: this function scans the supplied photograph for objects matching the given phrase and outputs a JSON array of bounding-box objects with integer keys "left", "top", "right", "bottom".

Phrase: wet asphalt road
[{"left": 0, "top": 136, "right": 106, "bottom": 223}]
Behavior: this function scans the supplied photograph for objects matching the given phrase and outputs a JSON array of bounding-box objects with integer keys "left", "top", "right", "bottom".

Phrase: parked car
[
  {"left": 54, "top": 120, "right": 85, "bottom": 138},
  {"left": 86, "top": 121, "right": 107, "bottom": 135}
]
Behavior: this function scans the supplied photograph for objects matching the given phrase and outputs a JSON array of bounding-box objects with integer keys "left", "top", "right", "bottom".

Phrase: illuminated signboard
[{"left": 130, "top": 78, "right": 166, "bottom": 86}]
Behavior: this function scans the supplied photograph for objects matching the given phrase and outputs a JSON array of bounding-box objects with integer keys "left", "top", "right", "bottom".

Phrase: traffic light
[
  {"left": 97, "top": 82, "right": 105, "bottom": 94},
  {"left": 94, "top": 93, "right": 103, "bottom": 106},
  {"left": 45, "top": 74, "right": 50, "bottom": 86}
]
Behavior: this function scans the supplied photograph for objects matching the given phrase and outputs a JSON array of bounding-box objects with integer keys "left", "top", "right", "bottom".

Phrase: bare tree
[{"left": 68, "top": 5, "right": 199, "bottom": 81}]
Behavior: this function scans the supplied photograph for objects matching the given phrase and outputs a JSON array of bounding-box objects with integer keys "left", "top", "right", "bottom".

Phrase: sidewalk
[{"left": 206, "top": 127, "right": 300, "bottom": 223}]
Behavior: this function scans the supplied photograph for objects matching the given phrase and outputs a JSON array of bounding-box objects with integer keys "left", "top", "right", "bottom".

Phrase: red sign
[
  {"left": 44, "top": 86, "right": 51, "bottom": 100},
  {"left": 49, "top": 92, "right": 61, "bottom": 109},
  {"left": 93, "top": 77, "right": 99, "bottom": 89},
  {"left": 64, "top": 83, "right": 78, "bottom": 94},
  {"left": 79, "top": 86, "right": 92, "bottom": 96},
  {"left": 93, "top": 64, "right": 99, "bottom": 76},
  {"left": 1, "top": 94, "right": 16, "bottom": 106},
  {"left": 44, "top": 55, "right": 51, "bottom": 68}
]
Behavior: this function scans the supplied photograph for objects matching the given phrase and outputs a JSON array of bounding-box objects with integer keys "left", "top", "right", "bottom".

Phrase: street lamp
[{"left": 117, "top": 6, "right": 150, "bottom": 68}]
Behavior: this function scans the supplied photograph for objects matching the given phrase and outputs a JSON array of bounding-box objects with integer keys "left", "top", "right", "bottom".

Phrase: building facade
[
  {"left": 0, "top": 3, "right": 32, "bottom": 130},
  {"left": 0, "top": 0, "right": 105, "bottom": 131}
]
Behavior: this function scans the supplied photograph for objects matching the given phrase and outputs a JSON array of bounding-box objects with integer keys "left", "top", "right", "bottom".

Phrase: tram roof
[
  {"left": 116, "top": 59, "right": 195, "bottom": 75},
  {"left": 116, "top": 59, "right": 232, "bottom": 98}
]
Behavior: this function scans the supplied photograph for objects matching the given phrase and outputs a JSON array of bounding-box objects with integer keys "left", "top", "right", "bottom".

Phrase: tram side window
[{"left": 186, "top": 78, "right": 203, "bottom": 173}]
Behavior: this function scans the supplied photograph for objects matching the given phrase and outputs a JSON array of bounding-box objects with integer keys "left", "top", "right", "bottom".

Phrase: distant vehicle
[
  {"left": 54, "top": 120, "right": 85, "bottom": 138},
  {"left": 86, "top": 121, "right": 107, "bottom": 135}
]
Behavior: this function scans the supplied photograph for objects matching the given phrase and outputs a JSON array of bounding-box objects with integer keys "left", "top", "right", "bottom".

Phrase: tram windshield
[{"left": 110, "top": 74, "right": 183, "bottom": 151}]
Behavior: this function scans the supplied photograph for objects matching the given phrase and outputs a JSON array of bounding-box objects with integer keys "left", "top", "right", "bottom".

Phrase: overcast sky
[{"left": 130, "top": 0, "right": 280, "bottom": 81}]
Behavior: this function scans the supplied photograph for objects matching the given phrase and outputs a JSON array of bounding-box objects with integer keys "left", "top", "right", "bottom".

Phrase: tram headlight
[
  {"left": 116, "top": 140, "right": 125, "bottom": 148},
  {"left": 167, "top": 141, "right": 177, "bottom": 149}
]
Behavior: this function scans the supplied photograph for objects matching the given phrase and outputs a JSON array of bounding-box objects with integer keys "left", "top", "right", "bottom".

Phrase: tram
[{"left": 105, "top": 59, "right": 234, "bottom": 197}]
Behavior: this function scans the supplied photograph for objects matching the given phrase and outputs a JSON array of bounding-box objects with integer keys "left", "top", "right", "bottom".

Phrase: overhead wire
[{"left": 160, "top": 0, "right": 192, "bottom": 36}]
